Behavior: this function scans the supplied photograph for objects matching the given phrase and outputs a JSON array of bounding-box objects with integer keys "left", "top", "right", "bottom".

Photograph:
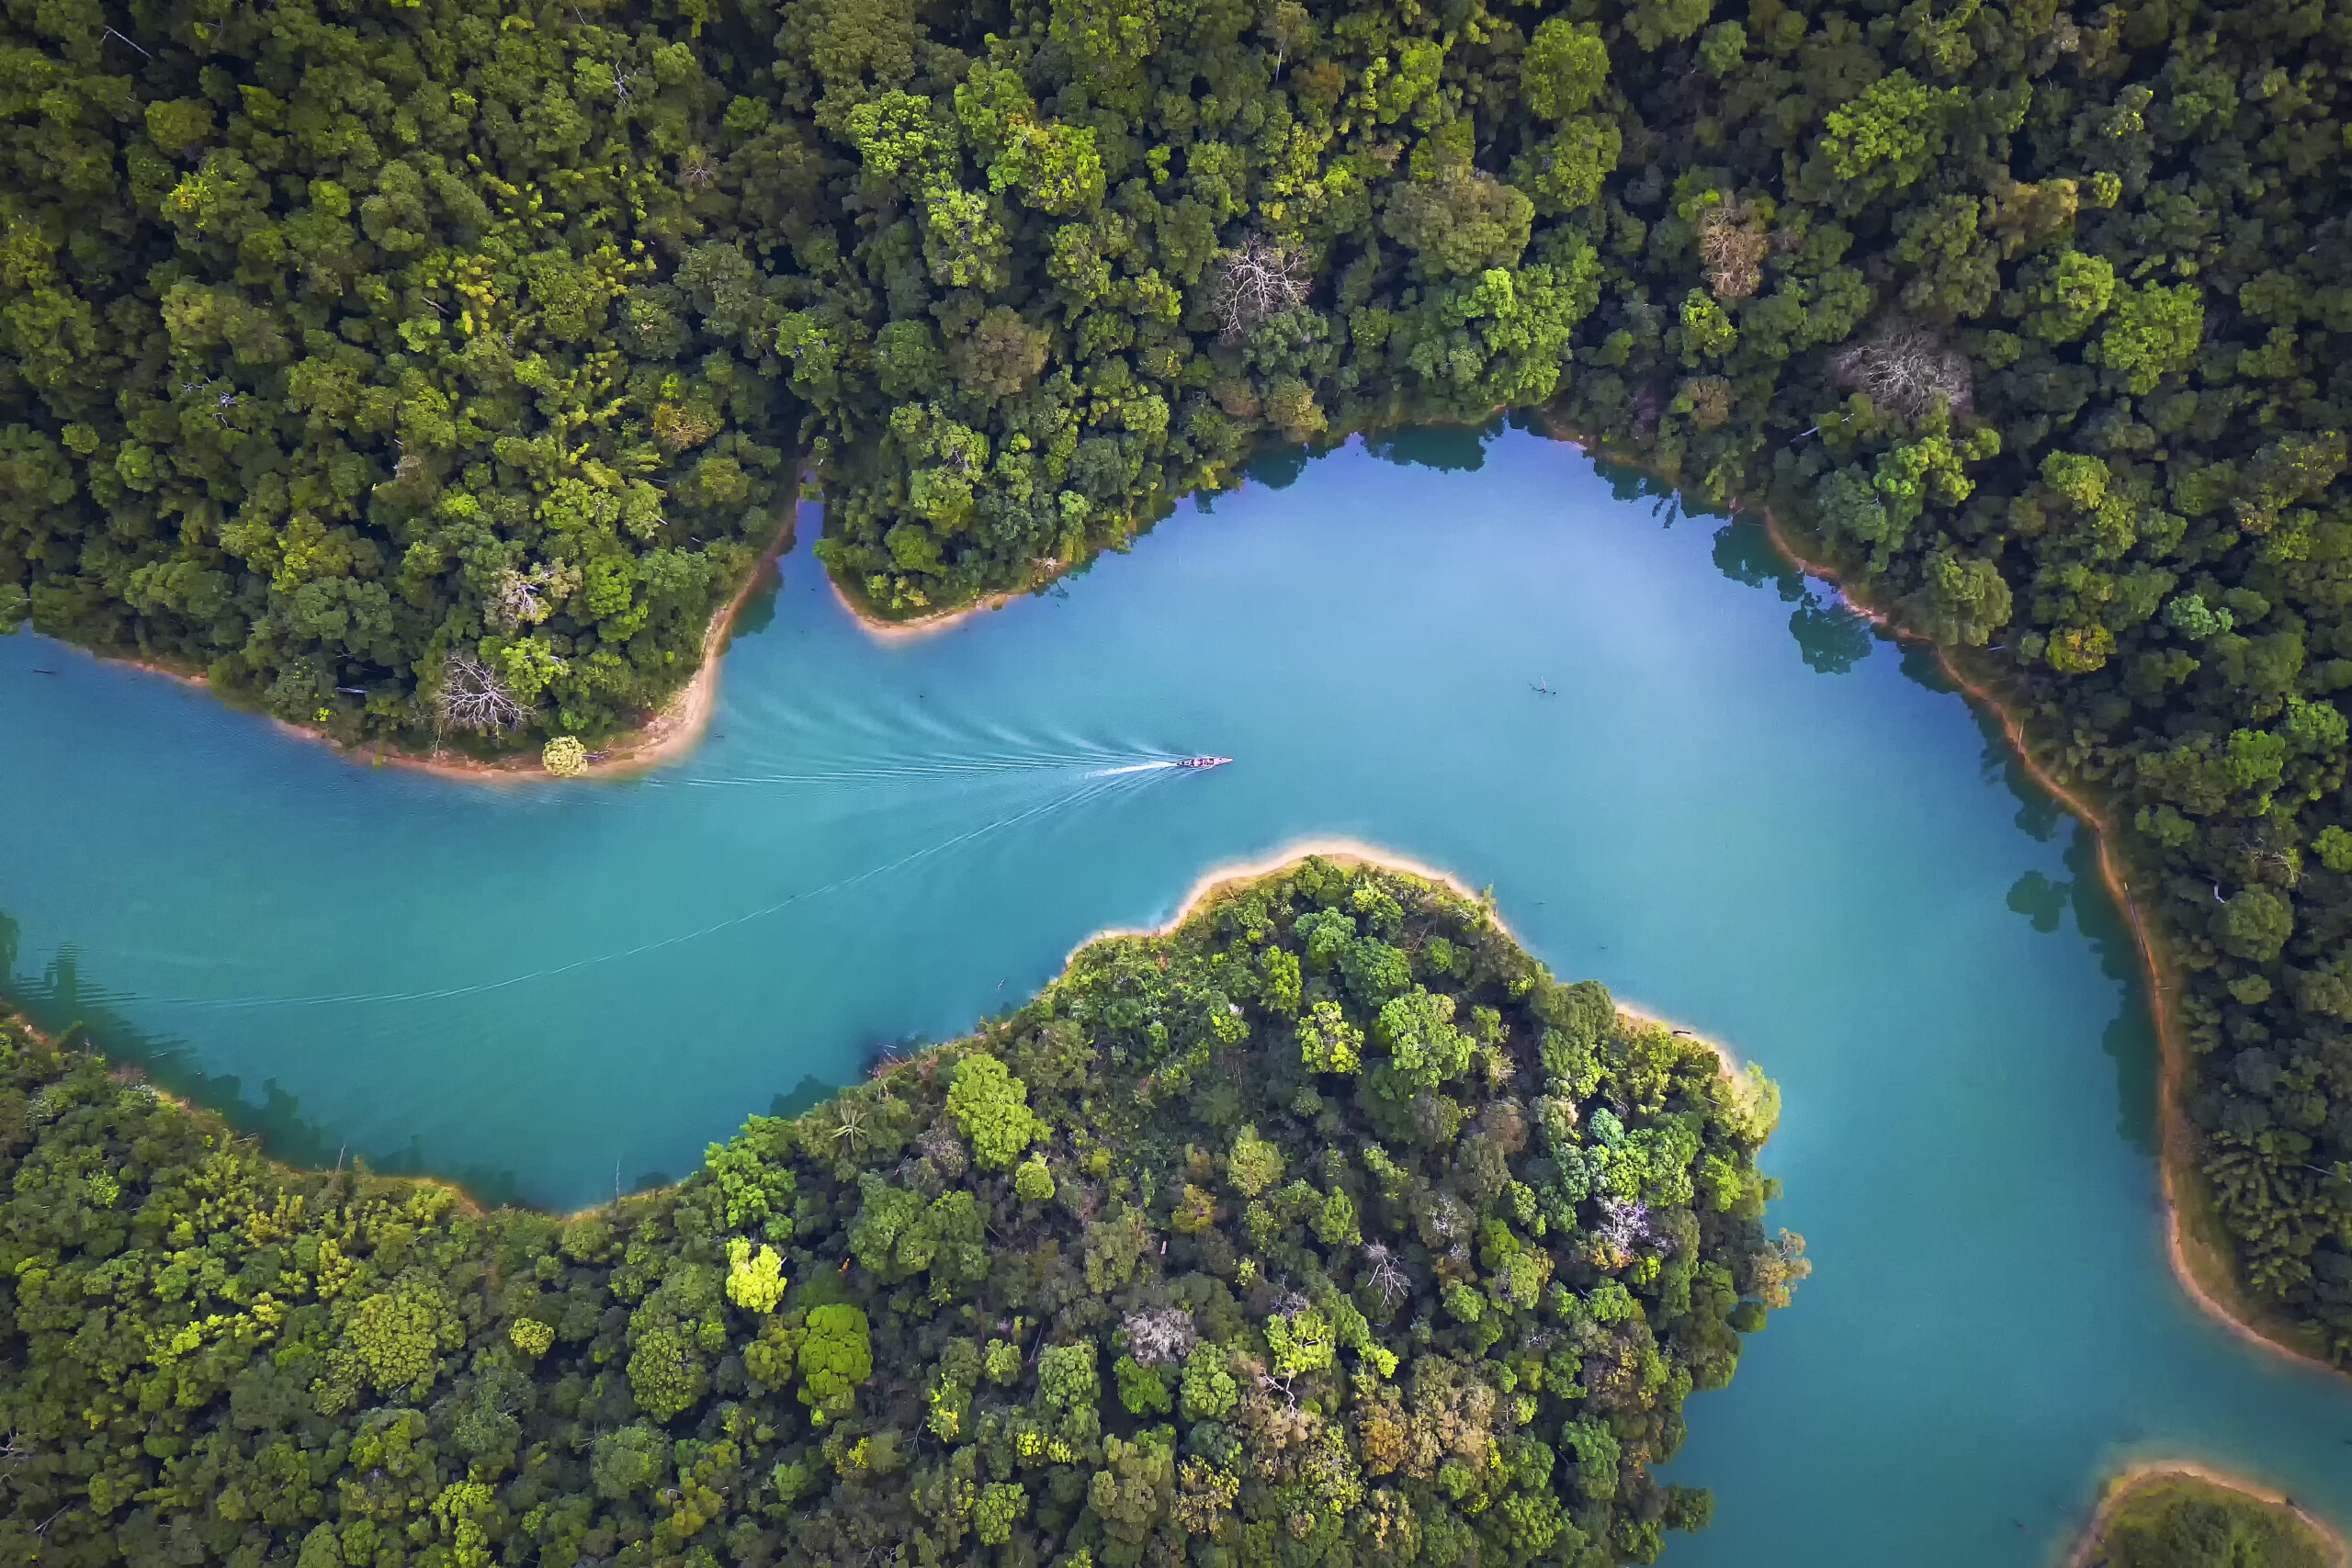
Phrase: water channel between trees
[{"left": 4, "top": 425, "right": 2349, "bottom": 1564}]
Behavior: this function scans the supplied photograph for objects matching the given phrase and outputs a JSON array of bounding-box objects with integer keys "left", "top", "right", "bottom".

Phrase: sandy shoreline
[
  {"left": 1517, "top": 413, "right": 2343, "bottom": 1382},
  {"left": 1062, "top": 837, "right": 1516, "bottom": 966},
  {"left": 83, "top": 505, "right": 797, "bottom": 785},
  {"left": 1733, "top": 502, "right": 2346, "bottom": 1383},
  {"left": 2065, "top": 1461, "right": 2350, "bottom": 1568},
  {"left": 1611, "top": 999, "right": 1745, "bottom": 1078},
  {"left": 827, "top": 570, "right": 1034, "bottom": 641},
  {"left": 1056, "top": 840, "right": 1746, "bottom": 1076}
]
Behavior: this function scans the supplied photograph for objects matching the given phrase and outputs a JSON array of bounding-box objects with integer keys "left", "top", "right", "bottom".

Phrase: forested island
[
  {"left": 0, "top": 857, "right": 1804, "bottom": 1566},
  {"left": 2072, "top": 1467, "right": 2347, "bottom": 1568}
]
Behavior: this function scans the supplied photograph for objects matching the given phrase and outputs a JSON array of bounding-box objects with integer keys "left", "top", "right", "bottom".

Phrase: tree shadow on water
[
  {"left": 0, "top": 909, "right": 527, "bottom": 1207},
  {"left": 1712, "top": 517, "right": 1805, "bottom": 601},
  {"left": 770, "top": 1073, "right": 835, "bottom": 1121},
  {"left": 1711, "top": 517, "right": 1877, "bottom": 673},
  {"left": 1744, "top": 542, "right": 2162, "bottom": 1158},
  {"left": 1958, "top": 707, "right": 2070, "bottom": 844},
  {"left": 1242, "top": 422, "right": 1506, "bottom": 493},
  {"left": 1789, "top": 598, "right": 1877, "bottom": 674},
  {"left": 731, "top": 566, "right": 784, "bottom": 638},
  {"left": 1242, "top": 443, "right": 1317, "bottom": 491},
  {"left": 1987, "top": 813, "right": 2161, "bottom": 1154},
  {"left": 2061, "top": 823, "right": 2165, "bottom": 1156},
  {"left": 2007, "top": 870, "right": 2073, "bottom": 934},
  {"left": 1708, "top": 504, "right": 2155, "bottom": 1154},
  {"left": 1365, "top": 423, "right": 1500, "bottom": 473}
]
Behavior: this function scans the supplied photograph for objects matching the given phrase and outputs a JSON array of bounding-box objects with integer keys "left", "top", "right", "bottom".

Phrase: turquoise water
[{"left": 4, "top": 426, "right": 2348, "bottom": 1561}]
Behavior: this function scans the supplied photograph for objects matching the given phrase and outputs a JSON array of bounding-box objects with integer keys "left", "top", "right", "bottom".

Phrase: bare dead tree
[
  {"left": 1209, "top": 232, "right": 1310, "bottom": 340},
  {"left": 1419, "top": 1190, "right": 1468, "bottom": 1247},
  {"left": 1829, "top": 323, "right": 1974, "bottom": 422},
  {"left": 1696, "top": 203, "right": 1770, "bottom": 299},
  {"left": 1122, "top": 1306, "right": 1200, "bottom": 1367},
  {"left": 678, "top": 148, "right": 718, "bottom": 192},
  {"left": 1362, "top": 1241, "right": 1412, "bottom": 1306},
  {"left": 435, "top": 651, "right": 527, "bottom": 734},
  {"left": 1597, "top": 1197, "right": 1653, "bottom": 1255}
]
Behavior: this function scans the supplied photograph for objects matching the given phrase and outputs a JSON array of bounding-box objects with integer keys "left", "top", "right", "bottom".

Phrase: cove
[{"left": 4, "top": 425, "right": 2350, "bottom": 1562}]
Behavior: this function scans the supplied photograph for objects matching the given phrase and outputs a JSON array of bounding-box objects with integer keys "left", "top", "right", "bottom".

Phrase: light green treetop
[{"left": 946, "top": 1052, "right": 1043, "bottom": 1169}]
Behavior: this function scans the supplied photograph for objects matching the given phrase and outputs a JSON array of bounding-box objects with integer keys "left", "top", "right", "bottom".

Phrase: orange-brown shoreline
[
  {"left": 1722, "top": 478, "right": 2343, "bottom": 1382},
  {"left": 2065, "top": 1461, "right": 2350, "bottom": 1568},
  {"left": 84, "top": 504, "right": 798, "bottom": 785},
  {"left": 1520, "top": 412, "right": 2340, "bottom": 1381},
  {"left": 827, "top": 570, "right": 1033, "bottom": 641}
]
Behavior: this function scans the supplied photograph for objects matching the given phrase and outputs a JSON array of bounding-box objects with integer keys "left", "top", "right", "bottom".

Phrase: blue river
[{"left": 3, "top": 425, "right": 2346, "bottom": 1563}]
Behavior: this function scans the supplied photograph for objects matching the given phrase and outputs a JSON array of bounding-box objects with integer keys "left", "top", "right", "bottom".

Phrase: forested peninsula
[
  {"left": 0, "top": 857, "right": 1804, "bottom": 1567},
  {"left": 2071, "top": 1467, "right": 2349, "bottom": 1568}
]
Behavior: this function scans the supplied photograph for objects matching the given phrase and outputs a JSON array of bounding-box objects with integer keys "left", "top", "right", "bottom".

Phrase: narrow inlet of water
[{"left": 3, "top": 425, "right": 2346, "bottom": 1563}]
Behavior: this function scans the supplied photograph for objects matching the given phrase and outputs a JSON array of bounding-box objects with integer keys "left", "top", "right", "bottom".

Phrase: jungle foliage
[
  {"left": 0, "top": 859, "right": 1803, "bottom": 1568},
  {"left": 0, "top": 0, "right": 801, "bottom": 750}
]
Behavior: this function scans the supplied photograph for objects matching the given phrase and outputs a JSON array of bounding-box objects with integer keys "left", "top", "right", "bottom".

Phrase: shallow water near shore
[{"left": 5, "top": 425, "right": 2350, "bottom": 1562}]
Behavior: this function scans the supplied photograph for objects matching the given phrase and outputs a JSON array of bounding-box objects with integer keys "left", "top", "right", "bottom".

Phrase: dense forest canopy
[
  {"left": 0, "top": 859, "right": 1804, "bottom": 1567},
  {"left": 2, "top": 0, "right": 2352, "bottom": 1388},
  {"left": 0, "top": 0, "right": 805, "bottom": 750}
]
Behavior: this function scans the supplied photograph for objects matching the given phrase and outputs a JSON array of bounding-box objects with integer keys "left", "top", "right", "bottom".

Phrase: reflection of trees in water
[
  {"left": 1789, "top": 597, "right": 1874, "bottom": 674},
  {"left": 1710, "top": 518, "right": 1877, "bottom": 674},
  {"left": 1996, "top": 825, "right": 2164, "bottom": 1155},
  {"left": 1705, "top": 499, "right": 2171, "bottom": 1165},
  {"left": 0, "top": 914, "right": 539, "bottom": 1205},
  {"left": 2008, "top": 870, "right": 2073, "bottom": 934}
]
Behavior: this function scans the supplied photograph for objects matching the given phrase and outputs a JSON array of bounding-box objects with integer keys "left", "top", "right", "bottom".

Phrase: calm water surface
[{"left": 4, "top": 427, "right": 2348, "bottom": 1562}]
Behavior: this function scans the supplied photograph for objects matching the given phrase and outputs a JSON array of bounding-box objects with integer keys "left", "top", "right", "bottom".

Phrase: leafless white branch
[
  {"left": 435, "top": 651, "right": 527, "bottom": 734},
  {"left": 1209, "top": 233, "right": 1310, "bottom": 340},
  {"left": 1828, "top": 324, "right": 1974, "bottom": 422}
]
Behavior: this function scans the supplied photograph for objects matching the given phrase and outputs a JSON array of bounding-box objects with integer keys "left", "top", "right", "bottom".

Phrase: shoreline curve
[
  {"left": 827, "top": 567, "right": 1034, "bottom": 641},
  {"left": 79, "top": 502, "right": 798, "bottom": 786},
  {"left": 2066, "top": 1462, "right": 2351, "bottom": 1568},
  {"left": 1059, "top": 838, "right": 1747, "bottom": 1077},
  {"left": 1062, "top": 837, "right": 1516, "bottom": 965},
  {"left": 1528, "top": 410, "right": 2342, "bottom": 1383},
  {"left": 1746, "top": 500, "right": 2344, "bottom": 1384}
]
